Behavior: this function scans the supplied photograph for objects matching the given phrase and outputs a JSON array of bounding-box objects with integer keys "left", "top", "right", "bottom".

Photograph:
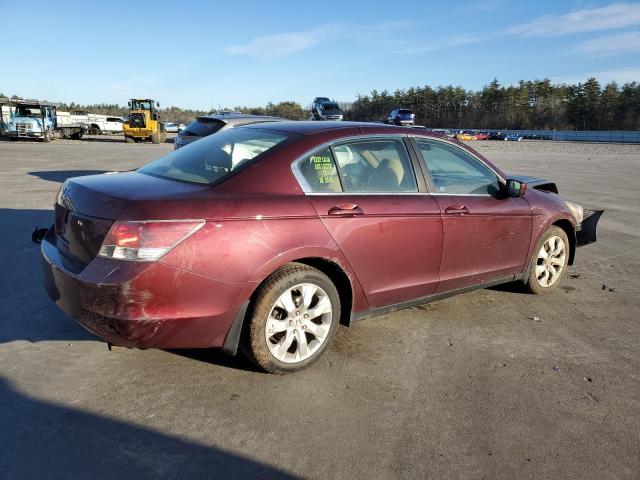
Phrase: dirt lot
[{"left": 1, "top": 136, "right": 639, "bottom": 479}]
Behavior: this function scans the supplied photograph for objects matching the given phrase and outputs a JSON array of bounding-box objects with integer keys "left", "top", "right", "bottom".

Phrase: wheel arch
[
  {"left": 291, "top": 257, "right": 353, "bottom": 327},
  {"left": 552, "top": 219, "right": 576, "bottom": 265},
  {"left": 222, "top": 257, "right": 356, "bottom": 356}
]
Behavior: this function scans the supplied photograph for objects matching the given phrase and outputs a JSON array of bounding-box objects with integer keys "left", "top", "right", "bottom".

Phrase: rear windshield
[
  {"left": 398, "top": 109, "right": 414, "bottom": 115},
  {"left": 181, "top": 118, "right": 225, "bottom": 137},
  {"left": 139, "top": 127, "right": 289, "bottom": 185}
]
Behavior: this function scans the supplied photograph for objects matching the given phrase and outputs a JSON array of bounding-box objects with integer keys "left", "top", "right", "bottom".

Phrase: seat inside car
[{"left": 367, "top": 157, "right": 404, "bottom": 191}]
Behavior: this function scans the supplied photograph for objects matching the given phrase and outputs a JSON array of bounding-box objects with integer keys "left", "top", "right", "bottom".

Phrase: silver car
[{"left": 174, "top": 113, "right": 284, "bottom": 150}]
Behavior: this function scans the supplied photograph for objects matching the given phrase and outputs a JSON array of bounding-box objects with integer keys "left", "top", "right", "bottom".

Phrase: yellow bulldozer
[{"left": 123, "top": 98, "right": 166, "bottom": 143}]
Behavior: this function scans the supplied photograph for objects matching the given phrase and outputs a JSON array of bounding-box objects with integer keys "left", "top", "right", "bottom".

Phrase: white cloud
[
  {"left": 508, "top": 2, "right": 640, "bottom": 37},
  {"left": 395, "top": 34, "right": 491, "bottom": 55},
  {"left": 553, "top": 68, "right": 640, "bottom": 85},
  {"left": 224, "top": 31, "right": 321, "bottom": 57},
  {"left": 224, "top": 22, "right": 413, "bottom": 58},
  {"left": 576, "top": 30, "right": 640, "bottom": 55}
]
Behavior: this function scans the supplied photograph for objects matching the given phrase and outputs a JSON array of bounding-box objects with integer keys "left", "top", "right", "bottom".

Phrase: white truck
[
  {"left": 85, "top": 114, "right": 125, "bottom": 135},
  {"left": 57, "top": 112, "right": 124, "bottom": 135}
]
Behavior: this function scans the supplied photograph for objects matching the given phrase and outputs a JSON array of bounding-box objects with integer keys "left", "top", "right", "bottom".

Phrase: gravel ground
[{"left": 1, "top": 137, "right": 639, "bottom": 479}]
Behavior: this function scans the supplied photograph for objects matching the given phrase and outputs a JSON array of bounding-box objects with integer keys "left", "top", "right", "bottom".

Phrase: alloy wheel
[
  {"left": 265, "top": 283, "right": 332, "bottom": 363},
  {"left": 535, "top": 235, "right": 566, "bottom": 287}
]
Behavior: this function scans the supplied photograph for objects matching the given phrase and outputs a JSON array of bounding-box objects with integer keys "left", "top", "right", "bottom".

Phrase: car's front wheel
[
  {"left": 242, "top": 263, "right": 340, "bottom": 374},
  {"left": 525, "top": 226, "right": 569, "bottom": 294}
]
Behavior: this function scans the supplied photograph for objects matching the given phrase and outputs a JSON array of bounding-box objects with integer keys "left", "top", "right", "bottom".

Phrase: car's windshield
[
  {"left": 321, "top": 103, "right": 341, "bottom": 112},
  {"left": 398, "top": 109, "right": 413, "bottom": 115},
  {"left": 139, "top": 127, "right": 289, "bottom": 185},
  {"left": 15, "top": 106, "right": 42, "bottom": 117}
]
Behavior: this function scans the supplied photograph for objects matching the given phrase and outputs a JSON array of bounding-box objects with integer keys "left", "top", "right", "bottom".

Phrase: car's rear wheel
[
  {"left": 525, "top": 226, "right": 569, "bottom": 294},
  {"left": 242, "top": 263, "right": 340, "bottom": 374}
]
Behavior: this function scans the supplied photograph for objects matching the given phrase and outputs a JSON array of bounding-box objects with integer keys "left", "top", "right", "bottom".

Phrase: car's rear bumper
[
  {"left": 40, "top": 228, "right": 253, "bottom": 349},
  {"left": 576, "top": 209, "right": 604, "bottom": 246}
]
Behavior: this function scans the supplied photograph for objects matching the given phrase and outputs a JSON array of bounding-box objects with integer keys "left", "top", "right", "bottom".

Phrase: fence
[{"left": 454, "top": 129, "right": 640, "bottom": 143}]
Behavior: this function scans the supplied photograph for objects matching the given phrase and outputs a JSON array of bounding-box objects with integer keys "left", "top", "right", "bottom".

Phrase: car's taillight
[{"left": 98, "top": 220, "right": 205, "bottom": 261}]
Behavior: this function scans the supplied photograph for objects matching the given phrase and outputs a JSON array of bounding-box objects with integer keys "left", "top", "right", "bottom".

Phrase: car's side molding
[{"left": 350, "top": 275, "right": 520, "bottom": 323}]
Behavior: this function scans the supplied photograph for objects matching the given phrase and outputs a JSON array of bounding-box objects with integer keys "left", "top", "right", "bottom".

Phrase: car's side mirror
[{"left": 506, "top": 179, "right": 527, "bottom": 197}]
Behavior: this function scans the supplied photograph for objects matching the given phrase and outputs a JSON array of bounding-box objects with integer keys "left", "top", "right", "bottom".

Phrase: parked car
[
  {"left": 454, "top": 131, "right": 477, "bottom": 141},
  {"left": 174, "top": 113, "right": 283, "bottom": 149},
  {"left": 386, "top": 108, "right": 415, "bottom": 126},
  {"left": 431, "top": 128, "right": 455, "bottom": 138},
  {"left": 311, "top": 99, "right": 344, "bottom": 121},
  {"left": 505, "top": 133, "right": 523, "bottom": 141},
  {"left": 86, "top": 115, "right": 125, "bottom": 135},
  {"left": 489, "top": 132, "right": 506, "bottom": 141},
  {"left": 163, "top": 122, "right": 184, "bottom": 133},
  {"left": 474, "top": 132, "right": 489, "bottom": 140},
  {"left": 38, "top": 122, "right": 601, "bottom": 374}
]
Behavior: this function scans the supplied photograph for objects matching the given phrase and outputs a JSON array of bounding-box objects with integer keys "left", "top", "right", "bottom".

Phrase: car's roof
[
  {"left": 241, "top": 120, "right": 429, "bottom": 136},
  {"left": 196, "top": 113, "right": 284, "bottom": 125}
]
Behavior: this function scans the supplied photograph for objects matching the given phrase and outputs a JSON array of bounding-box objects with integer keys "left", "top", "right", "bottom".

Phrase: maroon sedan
[{"left": 40, "top": 122, "right": 601, "bottom": 373}]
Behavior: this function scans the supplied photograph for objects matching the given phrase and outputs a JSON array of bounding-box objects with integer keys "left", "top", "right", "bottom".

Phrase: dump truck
[
  {"left": 0, "top": 99, "right": 85, "bottom": 141},
  {"left": 122, "top": 98, "right": 166, "bottom": 143}
]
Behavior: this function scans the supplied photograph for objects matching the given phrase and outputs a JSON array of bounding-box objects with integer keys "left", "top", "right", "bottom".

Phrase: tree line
[
  {"left": 2, "top": 77, "right": 639, "bottom": 130},
  {"left": 348, "top": 78, "right": 640, "bottom": 131}
]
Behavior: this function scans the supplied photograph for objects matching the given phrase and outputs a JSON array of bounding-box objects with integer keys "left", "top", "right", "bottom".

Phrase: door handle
[
  {"left": 444, "top": 204, "right": 469, "bottom": 215},
  {"left": 328, "top": 203, "right": 364, "bottom": 216}
]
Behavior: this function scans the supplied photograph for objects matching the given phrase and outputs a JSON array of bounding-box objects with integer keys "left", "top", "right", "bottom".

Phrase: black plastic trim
[
  {"left": 350, "top": 276, "right": 518, "bottom": 323},
  {"left": 577, "top": 209, "right": 604, "bottom": 246},
  {"left": 221, "top": 301, "right": 250, "bottom": 356}
]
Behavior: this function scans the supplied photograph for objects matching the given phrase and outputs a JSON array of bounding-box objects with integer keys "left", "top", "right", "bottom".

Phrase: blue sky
[{"left": 1, "top": 0, "right": 639, "bottom": 109}]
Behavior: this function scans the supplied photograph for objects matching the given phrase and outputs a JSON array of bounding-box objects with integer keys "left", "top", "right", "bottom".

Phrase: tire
[
  {"left": 42, "top": 128, "right": 51, "bottom": 143},
  {"left": 124, "top": 135, "right": 135, "bottom": 143},
  {"left": 241, "top": 263, "right": 340, "bottom": 374},
  {"left": 151, "top": 131, "right": 161, "bottom": 144},
  {"left": 525, "top": 226, "right": 569, "bottom": 294}
]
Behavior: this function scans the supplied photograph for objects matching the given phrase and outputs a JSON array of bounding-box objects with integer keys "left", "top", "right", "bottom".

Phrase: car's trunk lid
[{"left": 54, "top": 171, "right": 208, "bottom": 268}]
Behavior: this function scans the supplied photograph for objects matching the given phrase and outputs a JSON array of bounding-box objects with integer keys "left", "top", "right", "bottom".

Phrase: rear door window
[{"left": 333, "top": 138, "right": 418, "bottom": 193}]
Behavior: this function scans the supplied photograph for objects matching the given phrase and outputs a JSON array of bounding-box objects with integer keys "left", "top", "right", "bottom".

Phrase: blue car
[
  {"left": 505, "top": 133, "right": 523, "bottom": 141},
  {"left": 386, "top": 108, "right": 415, "bottom": 126}
]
